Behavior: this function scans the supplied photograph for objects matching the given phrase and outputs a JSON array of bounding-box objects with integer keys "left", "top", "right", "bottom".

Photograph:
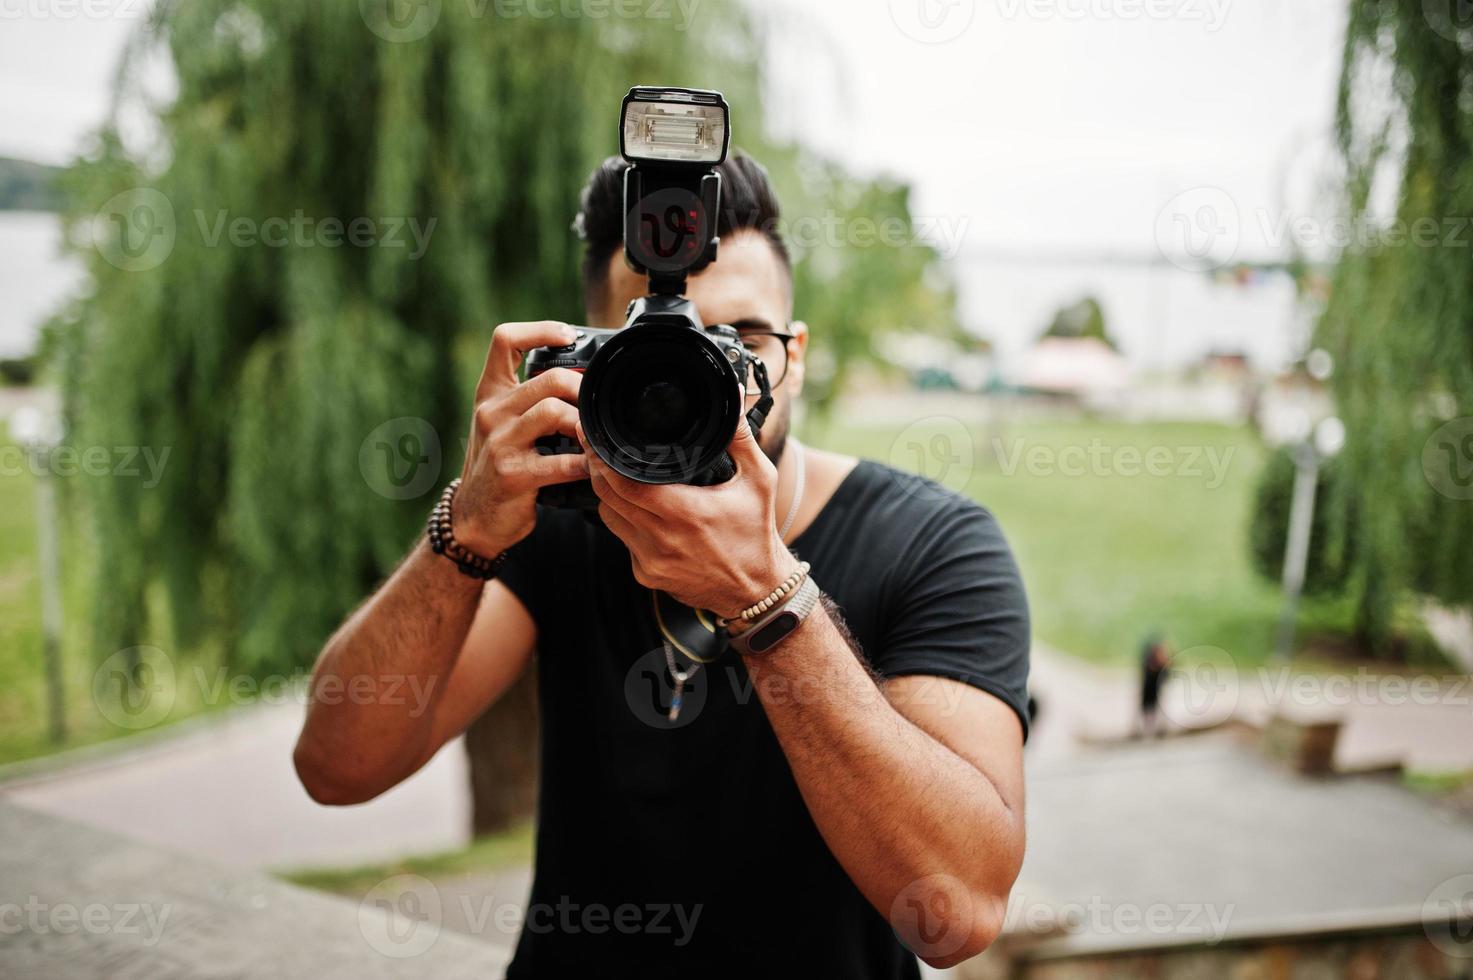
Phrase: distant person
[{"left": 1139, "top": 634, "right": 1171, "bottom": 737}]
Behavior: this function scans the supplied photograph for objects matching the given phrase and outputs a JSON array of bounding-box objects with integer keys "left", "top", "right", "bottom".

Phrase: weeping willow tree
[
  {"left": 50, "top": 1, "right": 958, "bottom": 819},
  {"left": 1314, "top": 1, "right": 1473, "bottom": 650}
]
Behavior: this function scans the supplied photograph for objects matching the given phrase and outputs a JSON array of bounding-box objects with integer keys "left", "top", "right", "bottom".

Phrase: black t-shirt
[{"left": 496, "top": 458, "right": 1030, "bottom": 979}]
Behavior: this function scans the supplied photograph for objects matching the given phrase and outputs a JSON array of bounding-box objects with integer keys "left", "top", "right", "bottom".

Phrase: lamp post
[
  {"left": 1271, "top": 348, "right": 1343, "bottom": 663},
  {"left": 9, "top": 405, "right": 66, "bottom": 744}
]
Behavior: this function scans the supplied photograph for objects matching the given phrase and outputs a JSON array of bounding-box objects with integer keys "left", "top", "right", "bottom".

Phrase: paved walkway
[
  {"left": 0, "top": 702, "right": 471, "bottom": 872},
  {"left": 2, "top": 645, "right": 1468, "bottom": 878},
  {"left": 1029, "top": 643, "right": 1473, "bottom": 773}
]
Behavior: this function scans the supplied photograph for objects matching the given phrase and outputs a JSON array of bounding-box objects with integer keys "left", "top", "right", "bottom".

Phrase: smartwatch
[{"left": 726, "top": 575, "right": 821, "bottom": 656}]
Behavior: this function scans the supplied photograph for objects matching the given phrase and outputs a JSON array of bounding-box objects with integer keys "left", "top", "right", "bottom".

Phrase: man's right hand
[{"left": 452, "top": 320, "right": 588, "bottom": 556}]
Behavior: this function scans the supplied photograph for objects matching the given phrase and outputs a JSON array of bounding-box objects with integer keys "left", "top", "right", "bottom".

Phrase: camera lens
[
  {"left": 630, "top": 379, "right": 692, "bottom": 444},
  {"left": 580, "top": 322, "right": 743, "bottom": 484}
]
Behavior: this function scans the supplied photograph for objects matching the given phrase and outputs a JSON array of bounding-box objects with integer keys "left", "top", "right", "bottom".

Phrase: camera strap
[{"left": 651, "top": 590, "right": 725, "bottom": 722}]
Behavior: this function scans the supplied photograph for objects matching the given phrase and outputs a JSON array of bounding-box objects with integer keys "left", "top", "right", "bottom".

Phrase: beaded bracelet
[
  {"left": 427, "top": 479, "right": 508, "bottom": 581},
  {"left": 718, "top": 561, "right": 811, "bottom": 630}
]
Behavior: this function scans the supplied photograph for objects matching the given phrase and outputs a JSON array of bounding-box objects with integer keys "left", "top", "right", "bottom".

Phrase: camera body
[{"left": 525, "top": 86, "right": 772, "bottom": 510}]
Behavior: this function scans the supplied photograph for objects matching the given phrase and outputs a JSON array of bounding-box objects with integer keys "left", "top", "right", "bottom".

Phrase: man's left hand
[{"left": 581, "top": 417, "right": 799, "bottom": 619}]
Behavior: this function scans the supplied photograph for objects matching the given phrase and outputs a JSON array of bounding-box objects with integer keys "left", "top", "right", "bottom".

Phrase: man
[
  {"left": 1139, "top": 633, "right": 1171, "bottom": 737},
  {"left": 294, "top": 154, "right": 1031, "bottom": 977}
]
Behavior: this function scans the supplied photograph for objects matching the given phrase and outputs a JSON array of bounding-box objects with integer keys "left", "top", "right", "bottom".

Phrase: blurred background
[{"left": 2, "top": 0, "right": 1472, "bottom": 977}]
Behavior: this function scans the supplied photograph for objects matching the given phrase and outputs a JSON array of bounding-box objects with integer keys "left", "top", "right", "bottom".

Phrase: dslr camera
[{"left": 526, "top": 87, "right": 773, "bottom": 509}]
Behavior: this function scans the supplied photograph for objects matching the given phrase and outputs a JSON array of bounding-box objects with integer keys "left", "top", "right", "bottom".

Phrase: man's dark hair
[{"left": 574, "top": 152, "right": 792, "bottom": 315}]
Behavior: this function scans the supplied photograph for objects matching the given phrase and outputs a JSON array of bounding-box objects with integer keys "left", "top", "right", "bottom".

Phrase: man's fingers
[
  {"left": 597, "top": 500, "right": 641, "bottom": 548},
  {"left": 500, "top": 366, "right": 582, "bottom": 417},
  {"left": 586, "top": 454, "right": 662, "bottom": 525},
  {"left": 475, "top": 321, "right": 577, "bottom": 401},
  {"left": 507, "top": 397, "right": 579, "bottom": 447},
  {"left": 524, "top": 450, "right": 590, "bottom": 488},
  {"left": 579, "top": 423, "right": 663, "bottom": 512}
]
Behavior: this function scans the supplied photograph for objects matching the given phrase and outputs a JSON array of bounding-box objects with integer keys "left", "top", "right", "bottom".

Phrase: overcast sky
[{"left": 1, "top": 0, "right": 1346, "bottom": 258}]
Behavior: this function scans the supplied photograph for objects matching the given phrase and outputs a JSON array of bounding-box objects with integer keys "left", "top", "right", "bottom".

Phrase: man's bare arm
[
  {"left": 293, "top": 320, "right": 586, "bottom": 805},
  {"left": 292, "top": 547, "right": 535, "bottom": 804},
  {"left": 743, "top": 618, "right": 1025, "bottom": 968}
]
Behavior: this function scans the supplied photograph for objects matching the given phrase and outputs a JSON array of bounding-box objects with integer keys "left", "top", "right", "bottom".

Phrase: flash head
[{"left": 620, "top": 87, "right": 730, "bottom": 165}]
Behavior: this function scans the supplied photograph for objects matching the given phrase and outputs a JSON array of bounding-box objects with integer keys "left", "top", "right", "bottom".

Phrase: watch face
[{"left": 749, "top": 610, "right": 799, "bottom": 654}]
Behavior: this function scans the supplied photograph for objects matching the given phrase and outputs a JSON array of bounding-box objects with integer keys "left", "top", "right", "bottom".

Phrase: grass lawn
[
  {"left": 280, "top": 823, "right": 534, "bottom": 896},
  {"left": 0, "top": 433, "right": 222, "bottom": 768},
  {"left": 813, "top": 412, "right": 1353, "bottom": 671}
]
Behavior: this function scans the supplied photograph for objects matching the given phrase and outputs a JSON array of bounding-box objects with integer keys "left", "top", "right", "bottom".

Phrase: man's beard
[{"left": 757, "top": 393, "right": 791, "bottom": 468}]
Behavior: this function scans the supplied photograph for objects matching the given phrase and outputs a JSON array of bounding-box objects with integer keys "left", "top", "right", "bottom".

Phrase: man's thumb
[{"left": 728, "top": 413, "right": 766, "bottom": 467}]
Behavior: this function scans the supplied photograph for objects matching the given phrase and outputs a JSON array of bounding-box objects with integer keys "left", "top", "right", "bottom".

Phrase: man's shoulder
[{"left": 845, "top": 458, "right": 1003, "bottom": 535}]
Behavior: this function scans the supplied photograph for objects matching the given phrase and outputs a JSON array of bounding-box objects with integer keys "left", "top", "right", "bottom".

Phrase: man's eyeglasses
[{"left": 733, "top": 329, "right": 795, "bottom": 396}]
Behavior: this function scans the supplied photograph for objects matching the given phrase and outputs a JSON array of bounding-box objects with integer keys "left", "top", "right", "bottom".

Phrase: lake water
[
  {"left": 0, "top": 212, "right": 86, "bottom": 360},
  {"left": 0, "top": 212, "right": 1307, "bottom": 371}
]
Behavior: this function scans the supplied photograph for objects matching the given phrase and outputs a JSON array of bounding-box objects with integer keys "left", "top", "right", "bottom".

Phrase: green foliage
[
  {"left": 1247, "top": 447, "right": 1356, "bottom": 597},
  {"left": 52, "top": 1, "right": 958, "bottom": 676},
  {"left": 1043, "top": 295, "right": 1114, "bottom": 349},
  {"left": 772, "top": 158, "right": 962, "bottom": 416},
  {"left": 1314, "top": 1, "right": 1473, "bottom": 648}
]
